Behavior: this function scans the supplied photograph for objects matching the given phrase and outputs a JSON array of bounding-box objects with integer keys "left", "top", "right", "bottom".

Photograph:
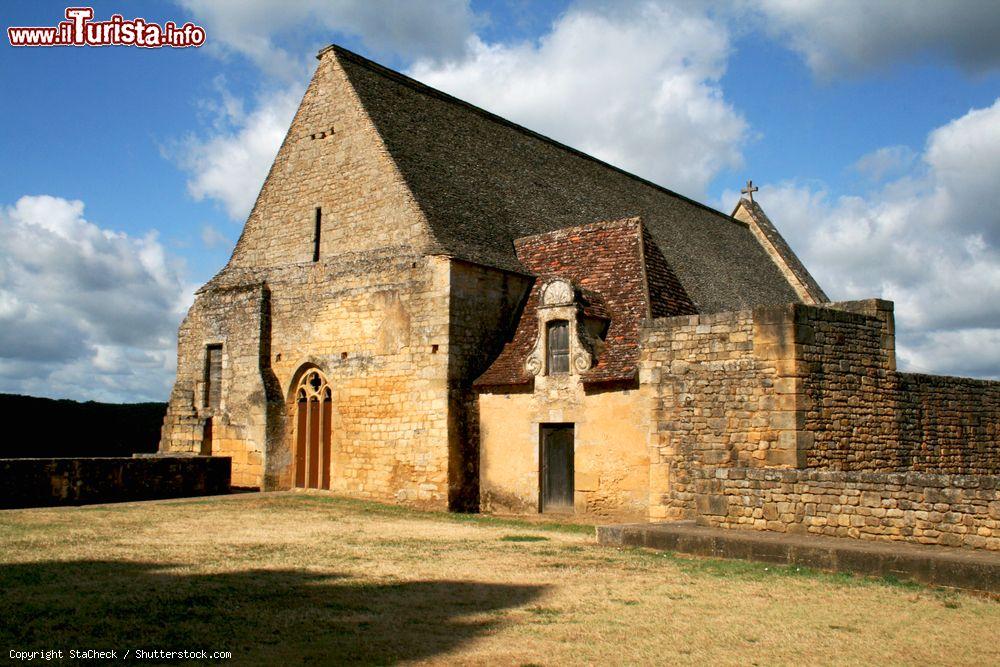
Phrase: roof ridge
[
  {"left": 321, "top": 44, "right": 742, "bottom": 227},
  {"left": 512, "top": 216, "right": 641, "bottom": 246}
]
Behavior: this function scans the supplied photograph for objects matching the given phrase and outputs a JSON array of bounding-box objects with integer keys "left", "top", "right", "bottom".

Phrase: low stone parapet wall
[
  {"left": 0, "top": 456, "right": 231, "bottom": 509},
  {"left": 688, "top": 467, "right": 1000, "bottom": 551}
]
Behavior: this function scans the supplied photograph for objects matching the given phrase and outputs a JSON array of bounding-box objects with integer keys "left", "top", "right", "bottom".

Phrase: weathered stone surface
[
  {"left": 640, "top": 302, "right": 1000, "bottom": 549},
  {"left": 598, "top": 522, "right": 1000, "bottom": 593},
  {"left": 676, "top": 466, "right": 1000, "bottom": 551}
]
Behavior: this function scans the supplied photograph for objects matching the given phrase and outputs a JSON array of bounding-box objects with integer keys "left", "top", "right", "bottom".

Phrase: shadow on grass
[{"left": 0, "top": 560, "right": 546, "bottom": 664}]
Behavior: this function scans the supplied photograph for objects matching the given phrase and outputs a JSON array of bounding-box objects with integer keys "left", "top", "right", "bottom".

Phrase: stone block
[{"left": 696, "top": 494, "right": 729, "bottom": 516}]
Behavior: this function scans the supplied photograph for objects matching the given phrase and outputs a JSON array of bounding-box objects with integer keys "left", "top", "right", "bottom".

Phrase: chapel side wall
[
  {"left": 263, "top": 254, "right": 452, "bottom": 506},
  {"left": 447, "top": 261, "right": 533, "bottom": 510},
  {"left": 479, "top": 386, "right": 650, "bottom": 519},
  {"left": 159, "top": 284, "right": 268, "bottom": 488}
]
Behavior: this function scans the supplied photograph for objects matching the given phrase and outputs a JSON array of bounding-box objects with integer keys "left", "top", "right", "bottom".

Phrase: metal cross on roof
[{"left": 741, "top": 179, "right": 758, "bottom": 203}]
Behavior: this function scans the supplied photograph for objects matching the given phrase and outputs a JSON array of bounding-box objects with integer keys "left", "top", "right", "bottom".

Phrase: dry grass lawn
[{"left": 1, "top": 492, "right": 998, "bottom": 665}]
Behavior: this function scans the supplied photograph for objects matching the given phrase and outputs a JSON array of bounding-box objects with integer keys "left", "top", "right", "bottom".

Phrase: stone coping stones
[{"left": 597, "top": 521, "right": 1000, "bottom": 594}]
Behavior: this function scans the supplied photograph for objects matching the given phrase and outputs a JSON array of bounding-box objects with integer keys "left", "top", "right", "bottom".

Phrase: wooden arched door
[{"left": 294, "top": 370, "right": 332, "bottom": 490}]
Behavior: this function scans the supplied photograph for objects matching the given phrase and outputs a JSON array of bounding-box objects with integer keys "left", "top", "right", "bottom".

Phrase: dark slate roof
[
  {"left": 331, "top": 46, "right": 802, "bottom": 313},
  {"left": 474, "top": 218, "right": 697, "bottom": 388}
]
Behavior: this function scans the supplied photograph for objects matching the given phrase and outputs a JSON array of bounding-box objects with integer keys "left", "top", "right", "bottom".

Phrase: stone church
[{"left": 161, "top": 46, "right": 999, "bottom": 542}]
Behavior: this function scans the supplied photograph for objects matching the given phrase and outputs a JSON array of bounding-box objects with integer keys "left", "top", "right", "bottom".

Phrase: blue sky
[{"left": 1, "top": 0, "right": 999, "bottom": 401}]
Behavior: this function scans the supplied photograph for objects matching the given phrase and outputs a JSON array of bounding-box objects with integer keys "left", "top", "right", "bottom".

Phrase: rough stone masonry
[{"left": 159, "top": 44, "right": 999, "bottom": 549}]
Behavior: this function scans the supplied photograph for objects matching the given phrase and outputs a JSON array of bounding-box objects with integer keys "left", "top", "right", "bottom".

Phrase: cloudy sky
[{"left": 2, "top": 0, "right": 999, "bottom": 402}]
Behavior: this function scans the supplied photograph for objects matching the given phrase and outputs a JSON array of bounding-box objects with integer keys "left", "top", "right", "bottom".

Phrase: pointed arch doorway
[{"left": 294, "top": 369, "right": 332, "bottom": 490}]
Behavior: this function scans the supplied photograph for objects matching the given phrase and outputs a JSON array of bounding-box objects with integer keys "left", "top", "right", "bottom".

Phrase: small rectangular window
[
  {"left": 547, "top": 320, "right": 570, "bottom": 374},
  {"left": 312, "top": 207, "right": 322, "bottom": 262},
  {"left": 204, "top": 344, "right": 222, "bottom": 409}
]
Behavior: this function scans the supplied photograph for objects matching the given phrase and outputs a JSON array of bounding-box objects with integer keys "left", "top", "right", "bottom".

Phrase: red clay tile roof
[{"left": 475, "top": 217, "right": 697, "bottom": 388}]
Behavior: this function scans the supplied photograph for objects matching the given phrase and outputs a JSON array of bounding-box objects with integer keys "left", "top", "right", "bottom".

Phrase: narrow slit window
[
  {"left": 312, "top": 207, "right": 322, "bottom": 262},
  {"left": 546, "top": 320, "right": 570, "bottom": 375},
  {"left": 204, "top": 344, "right": 222, "bottom": 409}
]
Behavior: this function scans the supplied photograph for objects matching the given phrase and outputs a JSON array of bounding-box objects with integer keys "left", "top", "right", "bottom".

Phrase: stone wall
[
  {"left": 644, "top": 299, "right": 1000, "bottom": 548},
  {"left": 643, "top": 310, "right": 780, "bottom": 468},
  {"left": 896, "top": 373, "right": 1000, "bottom": 474},
  {"left": 479, "top": 383, "right": 650, "bottom": 519},
  {"left": 160, "top": 283, "right": 269, "bottom": 488},
  {"left": 688, "top": 466, "right": 1000, "bottom": 551},
  {"left": 798, "top": 300, "right": 900, "bottom": 470},
  {"left": 641, "top": 309, "right": 790, "bottom": 519},
  {"left": 796, "top": 301, "right": 1000, "bottom": 475},
  {"left": 642, "top": 301, "right": 999, "bottom": 482},
  {"left": 0, "top": 456, "right": 231, "bottom": 509},
  {"left": 448, "top": 260, "right": 533, "bottom": 510}
]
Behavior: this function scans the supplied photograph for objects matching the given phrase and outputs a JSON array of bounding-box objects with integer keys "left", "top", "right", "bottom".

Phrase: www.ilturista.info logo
[{"left": 8, "top": 7, "right": 206, "bottom": 48}]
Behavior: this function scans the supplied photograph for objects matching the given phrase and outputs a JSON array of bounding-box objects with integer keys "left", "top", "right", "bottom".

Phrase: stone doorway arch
[{"left": 292, "top": 368, "right": 332, "bottom": 490}]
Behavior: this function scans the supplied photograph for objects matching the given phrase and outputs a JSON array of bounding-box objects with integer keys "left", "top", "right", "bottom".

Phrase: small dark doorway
[{"left": 540, "top": 423, "right": 574, "bottom": 512}]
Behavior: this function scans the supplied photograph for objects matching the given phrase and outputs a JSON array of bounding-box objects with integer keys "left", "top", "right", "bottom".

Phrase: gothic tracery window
[{"left": 294, "top": 369, "right": 332, "bottom": 490}]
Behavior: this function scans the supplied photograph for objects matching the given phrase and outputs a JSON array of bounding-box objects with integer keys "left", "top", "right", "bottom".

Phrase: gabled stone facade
[
  {"left": 160, "top": 45, "right": 803, "bottom": 508},
  {"left": 160, "top": 46, "right": 998, "bottom": 548},
  {"left": 161, "top": 46, "right": 455, "bottom": 503}
]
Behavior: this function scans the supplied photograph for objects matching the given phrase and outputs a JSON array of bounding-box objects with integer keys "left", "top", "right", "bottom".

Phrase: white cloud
[
  {"left": 0, "top": 196, "right": 193, "bottom": 401},
  {"left": 178, "top": 0, "right": 477, "bottom": 81},
  {"left": 728, "top": 100, "right": 1000, "bottom": 379},
  {"left": 900, "top": 329, "right": 1000, "bottom": 379},
  {"left": 174, "top": 86, "right": 301, "bottom": 222},
  {"left": 409, "top": 2, "right": 747, "bottom": 198},
  {"left": 853, "top": 145, "right": 917, "bottom": 184},
  {"left": 200, "top": 224, "right": 231, "bottom": 249},
  {"left": 753, "top": 0, "right": 1000, "bottom": 77}
]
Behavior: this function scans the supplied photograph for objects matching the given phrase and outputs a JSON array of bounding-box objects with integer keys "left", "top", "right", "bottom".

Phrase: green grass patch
[{"left": 615, "top": 545, "right": 933, "bottom": 592}]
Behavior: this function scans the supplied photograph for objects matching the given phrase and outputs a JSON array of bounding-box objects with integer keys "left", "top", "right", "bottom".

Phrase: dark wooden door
[
  {"left": 308, "top": 399, "right": 320, "bottom": 488},
  {"left": 541, "top": 424, "right": 574, "bottom": 512},
  {"left": 293, "top": 370, "right": 333, "bottom": 490},
  {"left": 295, "top": 398, "right": 307, "bottom": 488}
]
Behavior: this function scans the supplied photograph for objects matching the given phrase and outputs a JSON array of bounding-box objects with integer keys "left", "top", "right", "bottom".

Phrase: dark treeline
[{"left": 0, "top": 394, "right": 166, "bottom": 458}]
